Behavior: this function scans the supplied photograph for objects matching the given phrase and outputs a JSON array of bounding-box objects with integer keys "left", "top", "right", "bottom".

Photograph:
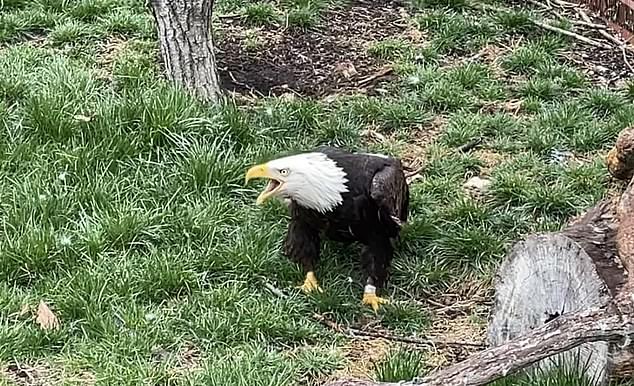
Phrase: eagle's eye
[{"left": 279, "top": 168, "right": 289, "bottom": 176}]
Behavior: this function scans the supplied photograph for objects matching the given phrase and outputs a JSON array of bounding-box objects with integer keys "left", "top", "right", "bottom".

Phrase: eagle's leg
[
  {"left": 283, "top": 217, "right": 323, "bottom": 293},
  {"left": 360, "top": 236, "right": 392, "bottom": 311},
  {"left": 362, "top": 278, "right": 389, "bottom": 312}
]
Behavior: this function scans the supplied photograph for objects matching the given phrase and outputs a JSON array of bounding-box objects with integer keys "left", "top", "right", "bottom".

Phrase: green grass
[
  {"left": 0, "top": 0, "right": 631, "bottom": 384},
  {"left": 373, "top": 347, "right": 426, "bottom": 382}
]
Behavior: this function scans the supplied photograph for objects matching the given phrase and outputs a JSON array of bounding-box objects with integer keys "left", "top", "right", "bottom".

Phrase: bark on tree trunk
[
  {"left": 150, "top": 0, "right": 222, "bottom": 102},
  {"left": 323, "top": 198, "right": 634, "bottom": 386}
]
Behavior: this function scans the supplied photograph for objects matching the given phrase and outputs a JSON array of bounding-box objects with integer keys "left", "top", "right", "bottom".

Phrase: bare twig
[
  {"left": 313, "top": 313, "right": 485, "bottom": 348},
  {"left": 264, "top": 282, "right": 288, "bottom": 298},
  {"left": 227, "top": 70, "right": 265, "bottom": 97},
  {"left": 576, "top": 7, "right": 593, "bottom": 23},
  {"left": 598, "top": 28, "right": 626, "bottom": 46},
  {"left": 526, "top": 0, "right": 552, "bottom": 10},
  {"left": 550, "top": 0, "right": 577, "bottom": 8},
  {"left": 569, "top": 19, "right": 606, "bottom": 29},
  {"left": 358, "top": 66, "right": 393, "bottom": 86},
  {"left": 622, "top": 46, "right": 634, "bottom": 73},
  {"left": 531, "top": 20, "right": 613, "bottom": 49},
  {"left": 217, "top": 13, "right": 240, "bottom": 18}
]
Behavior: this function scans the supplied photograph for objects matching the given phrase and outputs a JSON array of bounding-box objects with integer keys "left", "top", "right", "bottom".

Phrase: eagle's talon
[
  {"left": 362, "top": 293, "right": 388, "bottom": 312},
  {"left": 298, "top": 271, "right": 323, "bottom": 293}
]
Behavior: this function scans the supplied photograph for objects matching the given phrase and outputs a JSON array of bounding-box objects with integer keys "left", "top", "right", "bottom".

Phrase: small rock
[
  {"left": 464, "top": 176, "right": 491, "bottom": 196},
  {"left": 595, "top": 65, "right": 609, "bottom": 73}
]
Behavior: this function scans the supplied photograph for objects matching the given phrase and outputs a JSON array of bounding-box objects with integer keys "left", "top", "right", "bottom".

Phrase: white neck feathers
[{"left": 268, "top": 152, "right": 349, "bottom": 213}]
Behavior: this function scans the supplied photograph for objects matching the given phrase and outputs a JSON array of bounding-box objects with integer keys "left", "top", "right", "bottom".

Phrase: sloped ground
[{"left": 1, "top": 0, "right": 634, "bottom": 385}]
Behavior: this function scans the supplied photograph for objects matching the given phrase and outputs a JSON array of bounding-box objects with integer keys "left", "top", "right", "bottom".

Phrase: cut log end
[{"left": 487, "top": 233, "right": 614, "bottom": 383}]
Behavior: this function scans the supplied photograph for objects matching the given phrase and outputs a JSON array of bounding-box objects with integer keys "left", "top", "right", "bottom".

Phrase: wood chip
[
  {"left": 357, "top": 66, "right": 393, "bottom": 86},
  {"left": 36, "top": 301, "right": 60, "bottom": 331}
]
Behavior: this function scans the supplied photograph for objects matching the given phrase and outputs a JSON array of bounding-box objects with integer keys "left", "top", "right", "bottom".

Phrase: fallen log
[
  {"left": 326, "top": 308, "right": 634, "bottom": 386},
  {"left": 487, "top": 200, "right": 631, "bottom": 384},
  {"left": 324, "top": 127, "right": 634, "bottom": 386}
]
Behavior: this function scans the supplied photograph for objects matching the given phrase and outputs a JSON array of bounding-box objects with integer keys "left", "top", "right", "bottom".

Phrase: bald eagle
[{"left": 245, "top": 146, "right": 409, "bottom": 311}]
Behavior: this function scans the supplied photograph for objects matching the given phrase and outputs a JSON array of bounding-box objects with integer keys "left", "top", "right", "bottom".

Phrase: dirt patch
[
  {"left": 2, "top": 362, "right": 94, "bottom": 386},
  {"left": 216, "top": 0, "right": 413, "bottom": 97},
  {"left": 475, "top": 149, "right": 507, "bottom": 175},
  {"left": 331, "top": 338, "right": 391, "bottom": 380}
]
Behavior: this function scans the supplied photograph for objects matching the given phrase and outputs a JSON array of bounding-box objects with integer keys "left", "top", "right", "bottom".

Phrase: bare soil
[{"left": 215, "top": 0, "right": 411, "bottom": 97}]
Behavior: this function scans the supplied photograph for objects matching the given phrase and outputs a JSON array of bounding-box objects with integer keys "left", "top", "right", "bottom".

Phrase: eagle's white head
[{"left": 245, "top": 152, "right": 349, "bottom": 213}]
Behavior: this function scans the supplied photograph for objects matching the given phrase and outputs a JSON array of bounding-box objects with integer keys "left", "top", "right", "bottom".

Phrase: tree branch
[{"left": 324, "top": 308, "right": 634, "bottom": 386}]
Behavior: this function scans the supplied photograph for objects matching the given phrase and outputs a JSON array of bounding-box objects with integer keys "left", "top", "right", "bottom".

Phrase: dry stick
[
  {"left": 263, "top": 282, "right": 288, "bottom": 299},
  {"left": 531, "top": 20, "right": 613, "bottom": 49},
  {"left": 313, "top": 313, "right": 485, "bottom": 349},
  {"left": 475, "top": 3, "right": 611, "bottom": 49},
  {"left": 526, "top": 0, "right": 552, "bottom": 10},
  {"left": 569, "top": 19, "right": 607, "bottom": 29},
  {"left": 550, "top": 0, "right": 578, "bottom": 8},
  {"left": 217, "top": 13, "right": 240, "bottom": 18},
  {"left": 324, "top": 308, "right": 634, "bottom": 386},
  {"left": 358, "top": 66, "right": 393, "bottom": 86},
  {"left": 577, "top": 7, "right": 593, "bottom": 23},
  {"left": 623, "top": 46, "right": 634, "bottom": 73}
]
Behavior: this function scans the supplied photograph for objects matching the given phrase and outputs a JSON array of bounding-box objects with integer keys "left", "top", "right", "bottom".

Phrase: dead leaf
[
  {"left": 36, "top": 301, "right": 60, "bottom": 331},
  {"left": 73, "top": 114, "right": 92, "bottom": 122},
  {"left": 360, "top": 128, "right": 386, "bottom": 142}
]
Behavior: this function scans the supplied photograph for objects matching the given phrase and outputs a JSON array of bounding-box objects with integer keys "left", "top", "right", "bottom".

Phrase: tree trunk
[{"left": 150, "top": 0, "right": 222, "bottom": 102}]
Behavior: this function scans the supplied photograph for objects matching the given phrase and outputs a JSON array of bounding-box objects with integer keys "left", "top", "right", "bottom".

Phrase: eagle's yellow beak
[{"left": 245, "top": 163, "right": 282, "bottom": 205}]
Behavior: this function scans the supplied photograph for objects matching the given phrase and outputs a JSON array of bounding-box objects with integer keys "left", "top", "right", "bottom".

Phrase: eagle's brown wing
[{"left": 370, "top": 159, "right": 409, "bottom": 237}]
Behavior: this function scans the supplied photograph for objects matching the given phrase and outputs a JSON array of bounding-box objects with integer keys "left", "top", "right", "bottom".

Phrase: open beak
[{"left": 245, "top": 164, "right": 283, "bottom": 205}]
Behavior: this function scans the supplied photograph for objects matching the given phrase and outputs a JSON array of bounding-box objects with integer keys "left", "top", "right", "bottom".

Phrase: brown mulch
[{"left": 215, "top": 0, "right": 414, "bottom": 97}]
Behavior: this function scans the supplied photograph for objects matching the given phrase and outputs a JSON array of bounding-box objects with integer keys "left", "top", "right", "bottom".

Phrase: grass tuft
[
  {"left": 373, "top": 347, "right": 426, "bottom": 382},
  {"left": 244, "top": 2, "right": 280, "bottom": 26}
]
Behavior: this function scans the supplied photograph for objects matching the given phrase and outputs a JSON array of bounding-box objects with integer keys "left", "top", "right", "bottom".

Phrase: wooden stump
[{"left": 487, "top": 200, "right": 632, "bottom": 384}]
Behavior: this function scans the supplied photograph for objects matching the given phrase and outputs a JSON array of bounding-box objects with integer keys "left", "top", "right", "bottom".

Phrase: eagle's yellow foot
[
  {"left": 362, "top": 293, "right": 388, "bottom": 312},
  {"left": 298, "top": 271, "right": 322, "bottom": 293}
]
